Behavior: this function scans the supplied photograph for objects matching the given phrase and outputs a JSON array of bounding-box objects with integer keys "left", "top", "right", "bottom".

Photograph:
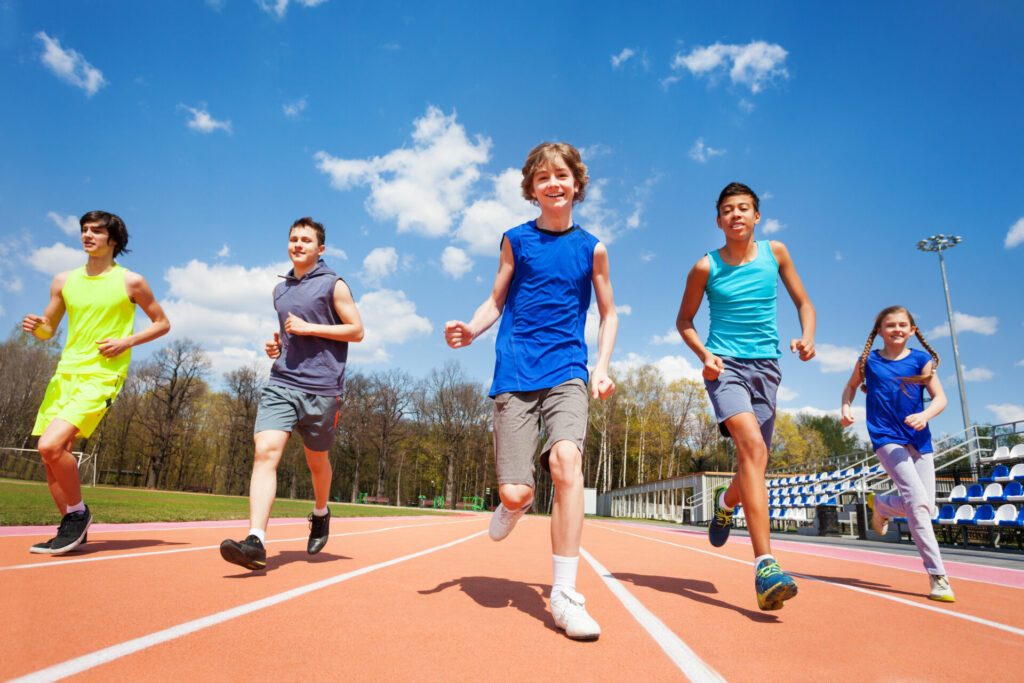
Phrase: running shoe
[
  {"left": 550, "top": 587, "right": 601, "bottom": 641},
  {"left": 220, "top": 535, "right": 267, "bottom": 570},
  {"left": 929, "top": 574, "right": 956, "bottom": 602},
  {"left": 708, "top": 484, "right": 733, "bottom": 547},
  {"left": 755, "top": 558, "right": 798, "bottom": 611},
  {"left": 307, "top": 509, "right": 331, "bottom": 555},
  {"left": 866, "top": 492, "right": 889, "bottom": 535},
  {"left": 39, "top": 506, "right": 92, "bottom": 556},
  {"left": 488, "top": 500, "right": 531, "bottom": 542}
]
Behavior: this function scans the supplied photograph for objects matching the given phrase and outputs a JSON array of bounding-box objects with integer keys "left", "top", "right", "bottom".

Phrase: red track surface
[{"left": 3, "top": 515, "right": 1023, "bottom": 681}]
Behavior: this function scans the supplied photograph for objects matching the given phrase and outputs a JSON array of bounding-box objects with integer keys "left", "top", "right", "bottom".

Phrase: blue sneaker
[
  {"left": 708, "top": 484, "right": 733, "bottom": 547},
  {"left": 755, "top": 558, "right": 798, "bottom": 611}
]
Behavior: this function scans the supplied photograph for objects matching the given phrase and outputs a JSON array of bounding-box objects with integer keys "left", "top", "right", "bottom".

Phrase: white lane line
[
  {"left": 11, "top": 528, "right": 488, "bottom": 683},
  {"left": 0, "top": 518, "right": 481, "bottom": 572},
  {"left": 593, "top": 524, "right": 1024, "bottom": 638},
  {"left": 580, "top": 547, "right": 725, "bottom": 683}
]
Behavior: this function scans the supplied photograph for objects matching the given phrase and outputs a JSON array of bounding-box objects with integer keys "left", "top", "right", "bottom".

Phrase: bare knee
[
  {"left": 499, "top": 485, "right": 534, "bottom": 510},
  {"left": 547, "top": 441, "right": 582, "bottom": 486},
  {"left": 253, "top": 442, "right": 284, "bottom": 471},
  {"left": 37, "top": 436, "right": 70, "bottom": 465}
]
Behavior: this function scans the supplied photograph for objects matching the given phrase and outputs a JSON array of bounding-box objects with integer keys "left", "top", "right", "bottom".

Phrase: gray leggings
[{"left": 873, "top": 443, "right": 946, "bottom": 575}]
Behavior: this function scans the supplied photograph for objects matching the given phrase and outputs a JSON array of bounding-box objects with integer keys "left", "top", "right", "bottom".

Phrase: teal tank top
[{"left": 704, "top": 240, "right": 781, "bottom": 359}]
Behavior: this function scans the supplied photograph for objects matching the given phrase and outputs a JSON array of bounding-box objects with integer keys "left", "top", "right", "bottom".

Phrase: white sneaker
[
  {"left": 929, "top": 574, "right": 955, "bottom": 602},
  {"left": 488, "top": 501, "right": 531, "bottom": 541},
  {"left": 550, "top": 587, "right": 601, "bottom": 641}
]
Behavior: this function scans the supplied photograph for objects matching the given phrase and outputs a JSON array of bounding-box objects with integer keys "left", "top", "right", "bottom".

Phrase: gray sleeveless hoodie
[{"left": 269, "top": 259, "right": 349, "bottom": 396}]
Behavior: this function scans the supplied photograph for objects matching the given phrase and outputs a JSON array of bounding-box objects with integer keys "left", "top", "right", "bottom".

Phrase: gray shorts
[
  {"left": 493, "top": 378, "right": 588, "bottom": 488},
  {"left": 254, "top": 383, "right": 342, "bottom": 452},
  {"left": 703, "top": 357, "right": 781, "bottom": 448}
]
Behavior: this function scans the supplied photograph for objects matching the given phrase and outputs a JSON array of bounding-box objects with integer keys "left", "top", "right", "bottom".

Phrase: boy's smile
[
  {"left": 716, "top": 195, "right": 760, "bottom": 240},
  {"left": 288, "top": 226, "right": 324, "bottom": 270},
  {"left": 532, "top": 159, "right": 578, "bottom": 212}
]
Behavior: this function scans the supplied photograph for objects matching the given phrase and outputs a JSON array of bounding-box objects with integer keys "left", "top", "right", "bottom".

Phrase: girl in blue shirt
[{"left": 841, "top": 305, "right": 954, "bottom": 602}]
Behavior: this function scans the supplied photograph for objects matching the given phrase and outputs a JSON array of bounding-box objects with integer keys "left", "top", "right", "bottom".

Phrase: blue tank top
[
  {"left": 704, "top": 240, "right": 780, "bottom": 359},
  {"left": 864, "top": 348, "right": 933, "bottom": 453},
  {"left": 269, "top": 259, "right": 349, "bottom": 396},
  {"left": 490, "top": 221, "right": 599, "bottom": 397}
]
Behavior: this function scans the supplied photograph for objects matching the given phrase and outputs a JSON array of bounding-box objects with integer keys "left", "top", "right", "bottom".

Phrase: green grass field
[{"left": 0, "top": 479, "right": 451, "bottom": 526}]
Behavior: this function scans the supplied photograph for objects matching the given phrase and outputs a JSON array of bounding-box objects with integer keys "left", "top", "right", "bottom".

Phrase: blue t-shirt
[
  {"left": 864, "top": 348, "right": 933, "bottom": 453},
  {"left": 489, "top": 221, "right": 599, "bottom": 397},
  {"left": 704, "top": 240, "right": 781, "bottom": 359}
]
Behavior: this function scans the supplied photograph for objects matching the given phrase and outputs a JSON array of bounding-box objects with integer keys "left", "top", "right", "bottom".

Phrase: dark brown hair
[
  {"left": 80, "top": 211, "right": 130, "bottom": 258},
  {"left": 290, "top": 217, "right": 325, "bottom": 246},
  {"left": 716, "top": 182, "right": 759, "bottom": 216}
]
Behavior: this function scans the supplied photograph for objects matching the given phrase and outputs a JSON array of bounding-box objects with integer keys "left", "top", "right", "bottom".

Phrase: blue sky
[{"left": 2, "top": 1, "right": 1022, "bottom": 441}]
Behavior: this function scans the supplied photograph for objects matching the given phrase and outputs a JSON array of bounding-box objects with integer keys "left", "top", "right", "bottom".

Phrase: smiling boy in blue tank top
[
  {"left": 676, "top": 182, "right": 816, "bottom": 611},
  {"left": 445, "top": 142, "right": 618, "bottom": 640}
]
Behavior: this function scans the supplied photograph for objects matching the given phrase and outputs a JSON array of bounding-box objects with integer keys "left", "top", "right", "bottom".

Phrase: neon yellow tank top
[{"left": 55, "top": 264, "right": 135, "bottom": 377}]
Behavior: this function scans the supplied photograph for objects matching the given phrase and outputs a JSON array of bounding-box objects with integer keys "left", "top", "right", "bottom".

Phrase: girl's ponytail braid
[{"left": 858, "top": 330, "right": 877, "bottom": 393}]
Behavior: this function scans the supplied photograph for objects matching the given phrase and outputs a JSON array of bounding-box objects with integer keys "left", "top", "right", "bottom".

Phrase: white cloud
[
  {"left": 0, "top": 241, "right": 26, "bottom": 293},
  {"left": 205, "top": 0, "right": 227, "bottom": 10},
  {"left": 835, "top": 251, "right": 843, "bottom": 261},
  {"left": 611, "top": 352, "right": 703, "bottom": 384},
  {"left": 1005, "top": 217, "right": 1024, "bottom": 249},
  {"left": 579, "top": 143, "right": 613, "bottom": 160},
  {"left": 813, "top": 343, "right": 859, "bottom": 373},
  {"left": 28, "top": 243, "right": 83, "bottom": 275},
  {"left": 761, "top": 191, "right": 775, "bottom": 200},
  {"left": 651, "top": 328, "right": 682, "bottom": 346},
  {"left": 456, "top": 168, "right": 535, "bottom": 254},
  {"left": 362, "top": 247, "right": 398, "bottom": 285},
  {"left": 961, "top": 366, "right": 994, "bottom": 382},
  {"left": 441, "top": 246, "right": 473, "bottom": 279},
  {"left": 576, "top": 180, "right": 619, "bottom": 244},
  {"left": 315, "top": 106, "right": 491, "bottom": 238},
  {"left": 47, "top": 212, "right": 79, "bottom": 236},
  {"left": 670, "top": 41, "right": 789, "bottom": 94},
  {"left": 585, "top": 303, "right": 632, "bottom": 347},
  {"left": 1016, "top": 359, "right": 1024, "bottom": 368},
  {"left": 625, "top": 174, "right": 660, "bottom": 230},
  {"left": 217, "top": 244, "right": 230, "bottom": 258},
  {"left": 283, "top": 96, "right": 307, "bottom": 119},
  {"left": 324, "top": 245, "right": 347, "bottom": 260},
  {"left": 688, "top": 138, "right": 726, "bottom": 163},
  {"left": 181, "top": 105, "right": 232, "bottom": 134},
  {"left": 928, "top": 311, "right": 998, "bottom": 338},
  {"left": 776, "top": 385, "right": 798, "bottom": 402},
  {"left": 258, "top": 0, "right": 328, "bottom": 19},
  {"left": 781, "top": 405, "right": 869, "bottom": 443},
  {"left": 35, "top": 32, "right": 106, "bottom": 97},
  {"left": 611, "top": 48, "right": 636, "bottom": 68},
  {"left": 640, "top": 251, "right": 655, "bottom": 263},
  {"left": 205, "top": 346, "right": 272, "bottom": 380},
  {"left": 762, "top": 218, "right": 783, "bottom": 234},
  {"left": 353, "top": 289, "right": 432, "bottom": 363},
  {"left": 987, "top": 404, "right": 1024, "bottom": 423}
]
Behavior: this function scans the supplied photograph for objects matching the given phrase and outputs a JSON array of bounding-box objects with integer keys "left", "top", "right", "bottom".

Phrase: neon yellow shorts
[{"left": 32, "top": 373, "right": 124, "bottom": 439}]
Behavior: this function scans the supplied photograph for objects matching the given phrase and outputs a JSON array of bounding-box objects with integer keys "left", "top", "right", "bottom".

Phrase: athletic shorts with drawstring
[
  {"left": 492, "top": 378, "right": 588, "bottom": 488},
  {"left": 254, "top": 383, "right": 342, "bottom": 452},
  {"left": 703, "top": 357, "right": 781, "bottom": 448}
]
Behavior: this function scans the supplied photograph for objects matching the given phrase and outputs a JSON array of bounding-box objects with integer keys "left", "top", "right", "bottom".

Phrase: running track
[{"left": 3, "top": 514, "right": 1023, "bottom": 681}]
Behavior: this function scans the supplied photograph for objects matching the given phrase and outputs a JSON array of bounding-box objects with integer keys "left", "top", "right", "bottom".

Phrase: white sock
[
  {"left": 248, "top": 528, "right": 266, "bottom": 544},
  {"left": 552, "top": 554, "right": 579, "bottom": 593},
  {"left": 66, "top": 501, "right": 86, "bottom": 514},
  {"left": 313, "top": 506, "right": 329, "bottom": 517},
  {"left": 718, "top": 490, "right": 734, "bottom": 512},
  {"left": 754, "top": 554, "right": 776, "bottom": 568}
]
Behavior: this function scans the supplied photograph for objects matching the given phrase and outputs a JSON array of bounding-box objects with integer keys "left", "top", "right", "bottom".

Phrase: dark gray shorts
[
  {"left": 703, "top": 357, "right": 781, "bottom": 448},
  {"left": 254, "top": 383, "right": 341, "bottom": 452},
  {"left": 492, "top": 378, "right": 588, "bottom": 488}
]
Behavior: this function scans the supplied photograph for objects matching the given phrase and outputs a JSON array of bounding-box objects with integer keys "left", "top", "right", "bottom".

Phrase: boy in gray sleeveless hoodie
[{"left": 221, "top": 217, "right": 364, "bottom": 571}]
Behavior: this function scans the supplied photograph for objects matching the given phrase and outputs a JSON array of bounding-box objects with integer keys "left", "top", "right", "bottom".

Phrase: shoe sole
[
  {"left": 48, "top": 520, "right": 92, "bottom": 556},
  {"left": 928, "top": 593, "right": 956, "bottom": 603},
  {"left": 757, "top": 582, "right": 799, "bottom": 611},
  {"left": 708, "top": 525, "right": 730, "bottom": 548},
  {"left": 307, "top": 537, "right": 328, "bottom": 555},
  {"left": 561, "top": 629, "right": 600, "bottom": 642},
  {"left": 219, "top": 543, "right": 266, "bottom": 570}
]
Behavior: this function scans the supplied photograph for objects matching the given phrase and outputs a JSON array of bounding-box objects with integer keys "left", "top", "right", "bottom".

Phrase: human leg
[
  {"left": 249, "top": 430, "right": 291, "bottom": 532},
  {"left": 489, "top": 390, "right": 539, "bottom": 541},
  {"left": 875, "top": 444, "right": 947, "bottom": 577},
  {"left": 37, "top": 420, "right": 80, "bottom": 513},
  {"left": 722, "top": 413, "right": 771, "bottom": 557}
]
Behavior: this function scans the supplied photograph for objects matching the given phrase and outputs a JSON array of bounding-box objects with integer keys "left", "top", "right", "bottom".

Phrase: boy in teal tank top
[
  {"left": 675, "top": 183, "right": 816, "bottom": 610},
  {"left": 23, "top": 211, "right": 170, "bottom": 555}
]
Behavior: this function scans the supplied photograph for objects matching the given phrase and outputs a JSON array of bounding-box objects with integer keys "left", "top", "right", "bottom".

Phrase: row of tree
[{"left": 0, "top": 331, "right": 865, "bottom": 509}]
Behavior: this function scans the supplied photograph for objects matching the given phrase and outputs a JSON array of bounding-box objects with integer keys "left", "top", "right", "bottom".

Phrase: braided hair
[{"left": 857, "top": 306, "right": 939, "bottom": 395}]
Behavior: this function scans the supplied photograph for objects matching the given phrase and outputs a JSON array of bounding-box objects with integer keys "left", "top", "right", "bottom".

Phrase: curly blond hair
[{"left": 520, "top": 142, "right": 589, "bottom": 204}]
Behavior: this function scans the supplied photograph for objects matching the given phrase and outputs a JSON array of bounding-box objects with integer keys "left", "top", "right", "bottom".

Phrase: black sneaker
[
  {"left": 307, "top": 509, "right": 330, "bottom": 555},
  {"left": 220, "top": 535, "right": 267, "bottom": 570},
  {"left": 29, "top": 532, "right": 89, "bottom": 555},
  {"left": 46, "top": 507, "right": 92, "bottom": 555}
]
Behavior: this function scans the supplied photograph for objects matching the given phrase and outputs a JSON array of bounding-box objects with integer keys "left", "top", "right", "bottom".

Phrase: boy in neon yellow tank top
[
  {"left": 676, "top": 183, "right": 816, "bottom": 610},
  {"left": 23, "top": 211, "right": 170, "bottom": 555}
]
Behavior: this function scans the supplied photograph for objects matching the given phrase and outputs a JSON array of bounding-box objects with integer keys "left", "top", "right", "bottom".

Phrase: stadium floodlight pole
[{"left": 916, "top": 234, "right": 971, "bottom": 437}]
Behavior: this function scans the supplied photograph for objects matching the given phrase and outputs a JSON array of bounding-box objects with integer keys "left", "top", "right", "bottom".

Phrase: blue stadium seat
[
  {"left": 965, "top": 484, "right": 986, "bottom": 503},
  {"left": 936, "top": 504, "right": 956, "bottom": 525},
  {"left": 975, "top": 504, "right": 997, "bottom": 526},
  {"left": 1004, "top": 481, "right": 1024, "bottom": 502},
  {"left": 981, "top": 465, "right": 1010, "bottom": 483}
]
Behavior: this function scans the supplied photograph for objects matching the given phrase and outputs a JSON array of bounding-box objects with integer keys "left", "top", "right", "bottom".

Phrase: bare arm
[
  {"left": 675, "top": 256, "right": 723, "bottom": 380},
  {"left": 590, "top": 242, "right": 618, "bottom": 400},
  {"left": 445, "top": 236, "right": 515, "bottom": 348},
  {"left": 906, "top": 362, "right": 947, "bottom": 430},
  {"left": 772, "top": 241, "right": 816, "bottom": 361},
  {"left": 96, "top": 271, "right": 171, "bottom": 358},
  {"left": 22, "top": 272, "right": 70, "bottom": 341},
  {"left": 284, "top": 279, "right": 364, "bottom": 343},
  {"left": 840, "top": 364, "right": 863, "bottom": 426}
]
